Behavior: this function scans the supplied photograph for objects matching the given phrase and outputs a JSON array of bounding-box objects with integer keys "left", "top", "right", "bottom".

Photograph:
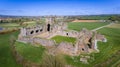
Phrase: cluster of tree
[{"left": 108, "top": 15, "right": 120, "bottom": 22}]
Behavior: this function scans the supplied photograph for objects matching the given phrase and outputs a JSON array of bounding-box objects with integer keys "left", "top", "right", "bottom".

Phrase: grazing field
[
  {"left": 0, "top": 31, "right": 21, "bottom": 67},
  {"left": 0, "top": 23, "right": 20, "bottom": 28},
  {"left": 72, "top": 20, "right": 101, "bottom": 22},
  {"left": 68, "top": 22, "right": 110, "bottom": 31},
  {"left": 51, "top": 35, "right": 76, "bottom": 44},
  {"left": 65, "top": 24, "right": 120, "bottom": 67},
  {"left": 15, "top": 42, "right": 45, "bottom": 63},
  {"left": 79, "top": 15, "right": 111, "bottom": 20}
]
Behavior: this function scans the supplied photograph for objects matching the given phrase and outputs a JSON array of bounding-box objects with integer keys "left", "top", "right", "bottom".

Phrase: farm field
[
  {"left": 0, "top": 23, "right": 20, "bottom": 28},
  {"left": 68, "top": 22, "right": 110, "bottom": 31},
  {"left": 72, "top": 20, "right": 101, "bottom": 22}
]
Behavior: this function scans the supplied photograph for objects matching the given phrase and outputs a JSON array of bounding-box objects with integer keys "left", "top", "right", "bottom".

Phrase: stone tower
[{"left": 45, "top": 16, "right": 56, "bottom": 32}]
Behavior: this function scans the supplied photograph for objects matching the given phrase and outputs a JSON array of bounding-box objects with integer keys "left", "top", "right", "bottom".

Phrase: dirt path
[{"left": 91, "top": 23, "right": 114, "bottom": 31}]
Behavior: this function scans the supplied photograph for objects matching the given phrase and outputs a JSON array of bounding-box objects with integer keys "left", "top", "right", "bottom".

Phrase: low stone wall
[
  {"left": 56, "top": 42, "right": 75, "bottom": 56},
  {"left": 33, "top": 37, "right": 56, "bottom": 47},
  {"left": 18, "top": 37, "right": 56, "bottom": 47}
]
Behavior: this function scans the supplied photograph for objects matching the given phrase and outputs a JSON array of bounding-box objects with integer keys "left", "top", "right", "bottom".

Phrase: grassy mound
[
  {"left": 51, "top": 35, "right": 76, "bottom": 44},
  {"left": 15, "top": 42, "right": 45, "bottom": 63},
  {"left": 0, "top": 31, "right": 21, "bottom": 67}
]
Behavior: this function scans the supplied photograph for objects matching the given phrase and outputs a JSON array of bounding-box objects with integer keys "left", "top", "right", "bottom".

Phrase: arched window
[
  {"left": 40, "top": 29, "right": 43, "bottom": 32},
  {"left": 36, "top": 30, "right": 39, "bottom": 33},
  {"left": 82, "top": 48, "right": 84, "bottom": 51},
  {"left": 30, "top": 31, "right": 34, "bottom": 34}
]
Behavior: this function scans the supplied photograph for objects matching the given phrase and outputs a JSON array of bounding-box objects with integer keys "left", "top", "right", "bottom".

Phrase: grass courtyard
[{"left": 51, "top": 35, "right": 76, "bottom": 44}]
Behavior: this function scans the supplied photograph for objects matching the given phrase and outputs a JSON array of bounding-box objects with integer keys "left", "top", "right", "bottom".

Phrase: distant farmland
[
  {"left": 72, "top": 20, "right": 102, "bottom": 22},
  {"left": 68, "top": 22, "right": 110, "bottom": 31}
]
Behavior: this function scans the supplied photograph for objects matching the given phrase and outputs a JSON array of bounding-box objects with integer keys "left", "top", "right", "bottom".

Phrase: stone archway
[{"left": 47, "top": 24, "right": 50, "bottom": 31}]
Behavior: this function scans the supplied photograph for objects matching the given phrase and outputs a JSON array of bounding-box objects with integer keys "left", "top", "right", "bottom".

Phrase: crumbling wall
[
  {"left": 33, "top": 37, "right": 56, "bottom": 47},
  {"left": 55, "top": 42, "right": 75, "bottom": 56}
]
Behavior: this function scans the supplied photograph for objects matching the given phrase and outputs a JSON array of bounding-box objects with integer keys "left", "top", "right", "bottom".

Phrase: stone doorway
[{"left": 47, "top": 24, "right": 50, "bottom": 31}]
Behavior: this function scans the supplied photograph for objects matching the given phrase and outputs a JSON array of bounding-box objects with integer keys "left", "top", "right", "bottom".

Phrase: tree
[{"left": 108, "top": 16, "right": 120, "bottom": 22}]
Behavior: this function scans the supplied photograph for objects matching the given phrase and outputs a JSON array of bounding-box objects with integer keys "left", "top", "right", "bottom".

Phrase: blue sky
[{"left": 0, "top": 0, "right": 120, "bottom": 16}]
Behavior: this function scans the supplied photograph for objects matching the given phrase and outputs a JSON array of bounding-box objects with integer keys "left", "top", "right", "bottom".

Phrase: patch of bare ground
[{"left": 107, "top": 23, "right": 120, "bottom": 28}]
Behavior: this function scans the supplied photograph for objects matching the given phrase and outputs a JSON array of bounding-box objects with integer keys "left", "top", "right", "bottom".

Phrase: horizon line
[{"left": 0, "top": 13, "right": 120, "bottom": 17}]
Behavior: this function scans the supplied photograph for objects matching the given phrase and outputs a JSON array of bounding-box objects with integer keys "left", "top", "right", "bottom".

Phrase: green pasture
[
  {"left": 68, "top": 22, "right": 110, "bottom": 31},
  {"left": 0, "top": 23, "right": 20, "bottom": 28}
]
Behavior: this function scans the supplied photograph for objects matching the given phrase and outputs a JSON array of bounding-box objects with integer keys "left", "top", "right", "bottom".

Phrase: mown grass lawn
[
  {"left": 0, "top": 31, "right": 22, "bottom": 67},
  {"left": 68, "top": 22, "right": 110, "bottom": 31},
  {"left": 15, "top": 42, "right": 45, "bottom": 63},
  {"left": 65, "top": 27, "right": 120, "bottom": 67},
  {"left": 51, "top": 35, "right": 76, "bottom": 44}
]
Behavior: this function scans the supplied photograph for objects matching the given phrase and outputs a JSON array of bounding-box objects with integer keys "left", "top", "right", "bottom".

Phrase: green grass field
[
  {"left": 68, "top": 22, "right": 110, "bottom": 31},
  {"left": 51, "top": 35, "right": 76, "bottom": 44},
  {"left": 15, "top": 42, "right": 45, "bottom": 63},
  {"left": 0, "top": 23, "right": 20, "bottom": 28},
  {"left": 0, "top": 31, "right": 22, "bottom": 67}
]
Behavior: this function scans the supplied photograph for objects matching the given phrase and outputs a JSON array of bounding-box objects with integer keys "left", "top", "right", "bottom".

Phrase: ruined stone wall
[
  {"left": 33, "top": 37, "right": 56, "bottom": 47},
  {"left": 18, "top": 36, "right": 56, "bottom": 47},
  {"left": 55, "top": 42, "right": 75, "bottom": 56},
  {"left": 25, "top": 25, "right": 44, "bottom": 36}
]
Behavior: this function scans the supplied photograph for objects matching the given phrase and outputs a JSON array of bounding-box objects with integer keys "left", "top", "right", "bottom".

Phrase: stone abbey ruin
[{"left": 18, "top": 16, "right": 107, "bottom": 56}]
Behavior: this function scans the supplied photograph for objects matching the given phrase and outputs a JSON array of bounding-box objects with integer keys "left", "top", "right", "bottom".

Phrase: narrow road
[{"left": 91, "top": 23, "right": 114, "bottom": 31}]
